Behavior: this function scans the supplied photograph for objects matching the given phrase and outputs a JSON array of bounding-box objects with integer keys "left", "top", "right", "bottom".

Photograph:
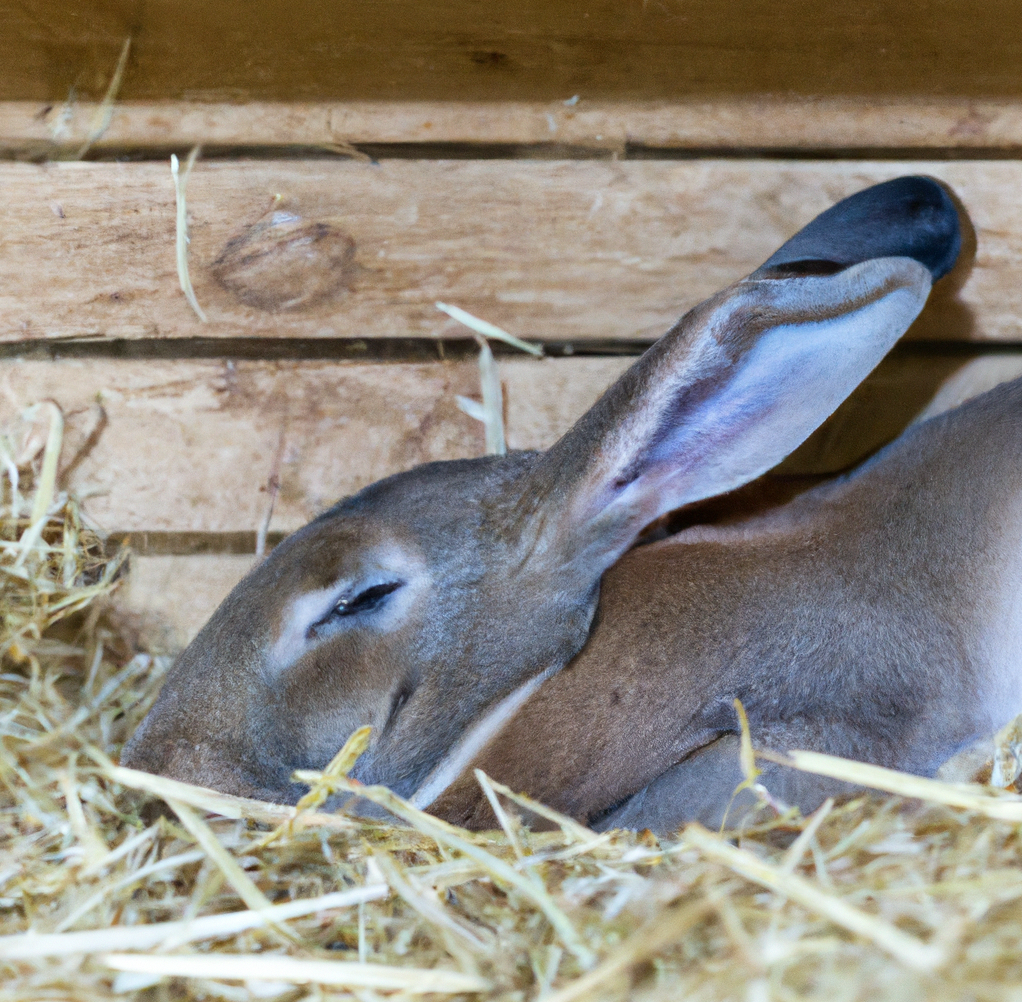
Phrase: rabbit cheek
[{"left": 267, "top": 628, "right": 416, "bottom": 781}]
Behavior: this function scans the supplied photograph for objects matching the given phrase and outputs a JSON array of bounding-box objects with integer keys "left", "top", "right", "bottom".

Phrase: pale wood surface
[
  {"left": 1, "top": 159, "right": 1020, "bottom": 344},
  {"left": 4, "top": 351, "right": 1021, "bottom": 537},
  {"left": 121, "top": 554, "right": 257, "bottom": 649},
  {"left": 0, "top": 356, "right": 630, "bottom": 533},
  {"left": 6, "top": 1, "right": 1022, "bottom": 104},
  {"left": 10, "top": 98, "right": 1022, "bottom": 154}
]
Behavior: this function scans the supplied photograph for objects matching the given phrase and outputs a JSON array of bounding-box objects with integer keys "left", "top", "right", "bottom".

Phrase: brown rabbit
[{"left": 123, "top": 177, "right": 984, "bottom": 833}]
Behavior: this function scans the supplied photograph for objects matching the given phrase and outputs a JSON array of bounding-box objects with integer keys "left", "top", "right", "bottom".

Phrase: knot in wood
[{"left": 211, "top": 210, "right": 357, "bottom": 312}]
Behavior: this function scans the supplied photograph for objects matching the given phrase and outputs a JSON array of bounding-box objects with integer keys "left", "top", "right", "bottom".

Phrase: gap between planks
[
  {"left": 0, "top": 336, "right": 652, "bottom": 363},
  {"left": 2, "top": 338, "right": 1022, "bottom": 365}
]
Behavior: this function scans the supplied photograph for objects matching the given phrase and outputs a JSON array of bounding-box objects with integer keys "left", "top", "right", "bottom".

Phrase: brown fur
[
  {"left": 432, "top": 378, "right": 1022, "bottom": 829},
  {"left": 122, "top": 177, "right": 977, "bottom": 833}
]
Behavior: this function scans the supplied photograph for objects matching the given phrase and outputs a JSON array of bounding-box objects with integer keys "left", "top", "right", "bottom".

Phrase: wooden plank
[
  {"left": 0, "top": 356, "right": 631, "bottom": 534},
  {"left": 10, "top": 98, "right": 1022, "bottom": 155},
  {"left": 120, "top": 554, "right": 255, "bottom": 649},
  {"left": 5, "top": 1, "right": 1022, "bottom": 105},
  {"left": 5, "top": 351, "right": 1022, "bottom": 538},
  {"left": 3, "top": 159, "right": 1022, "bottom": 344}
]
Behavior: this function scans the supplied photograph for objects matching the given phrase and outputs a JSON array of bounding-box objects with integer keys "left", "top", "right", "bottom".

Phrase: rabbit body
[{"left": 431, "top": 377, "right": 1022, "bottom": 830}]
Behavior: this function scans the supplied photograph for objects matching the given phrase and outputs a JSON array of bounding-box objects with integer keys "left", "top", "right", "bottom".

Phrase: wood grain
[
  {"left": 6, "top": 1, "right": 1022, "bottom": 104},
  {"left": 9, "top": 98, "right": 1022, "bottom": 155},
  {"left": 0, "top": 159, "right": 1020, "bottom": 344},
  {"left": 0, "top": 356, "right": 630, "bottom": 534},
  {"left": 121, "top": 554, "right": 256, "bottom": 648},
  {"left": 5, "top": 350, "right": 1022, "bottom": 539}
]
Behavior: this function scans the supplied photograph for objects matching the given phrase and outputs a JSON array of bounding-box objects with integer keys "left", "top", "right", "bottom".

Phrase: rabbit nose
[
  {"left": 119, "top": 729, "right": 197, "bottom": 782},
  {"left": 120, "top": 730, "right": 207, "bottom": 783}
]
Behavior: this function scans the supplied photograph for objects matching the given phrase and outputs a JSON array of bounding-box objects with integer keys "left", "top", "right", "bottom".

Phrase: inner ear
[
  {"left": 515, "top": 176, "right": 962, "bottom": 582},
  {"left": 529, "top": 256, "right": 935, "bottom": 575}
]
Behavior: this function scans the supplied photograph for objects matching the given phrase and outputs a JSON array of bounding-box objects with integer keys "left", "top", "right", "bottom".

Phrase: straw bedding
[{"left": 2, "top": 417, "right": 1022, "bottom": 1002}]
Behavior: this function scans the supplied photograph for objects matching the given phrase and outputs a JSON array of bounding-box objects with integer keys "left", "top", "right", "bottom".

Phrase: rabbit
[{"left": 122, "top": 175, "right": 989, "bottom": 833}]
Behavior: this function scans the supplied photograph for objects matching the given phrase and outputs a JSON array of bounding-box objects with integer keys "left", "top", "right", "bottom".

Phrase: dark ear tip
[
  {"left": 754, "top": 175, "right": 963, "bottom": 282},
  {"left": 889, "top": 175, "right": 962, "bottom": 280}
]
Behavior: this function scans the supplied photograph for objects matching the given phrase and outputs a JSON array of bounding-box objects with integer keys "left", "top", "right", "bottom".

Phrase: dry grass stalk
[
  {"left": 476, "top": 335, "right": 507, "bottom": 456},
  {"left": 770, "top": 748, "right": 1022, "bottom": 821},
  {"left": 289, "top": 769, "right": 596, "bottom": 967},
  {"left": 75, "top": 38, "right": 132, "bottom": 160},
  {"left": 683, "top": 823, "right": 943, "bottom": 972},
  {"left": 102, "top": 951, "right": 491, "bottom": 992},
  {"left": 990, "top": 713, "right": 1022, "bottom": 787},
  {"left": 101, "top": 762, "right": 356, "bottom": 830},
  {"left": 0, "top": 886, "right": 387, "bottom": 959},
  {"left": 316, "top": 142, "right": 374, "bottom": 163},
  {"left": 5, "top": 407, "right": 1022, "bottom": 1000},
  {"left": 172, "top": 146, "right": 207, "bottom": 322},
  {"left": 454, "top": 334, "right": 508, "bottom": 455},
  {"left": 443, "top": 301, "right": 543, "bottom": 455},
  {"left": 435, "top": 302, "right": 543, "bottom": 356},
  {"left": 542, "top": 898, "right": 712, "bottom": 1002},
  {"left": 165, "top": 799, "right": 279, "bottom": 919}
]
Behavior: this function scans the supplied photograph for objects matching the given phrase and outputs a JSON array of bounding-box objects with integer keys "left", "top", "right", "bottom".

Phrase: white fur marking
[
  {"left": 268, "top": 585, "right": 340, "bottom": 674},
  {"left": 410, "top": 665, "right": 559, "bottom": 810}
]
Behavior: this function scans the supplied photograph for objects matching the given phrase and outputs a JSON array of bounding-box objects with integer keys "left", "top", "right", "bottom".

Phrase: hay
[
  {"left": 440, "top": 302, "right": 542, "bottom": 457},
  {"left": 5, "top": 414, "right": 1022, "bottom": 1001},
  {"left": 75, "top": 38, "right": 132, "bottom": 161},
  {"left": 456, "top": 336, "right": 507, "bottom": 456},
  {"left": 435, "top": 303, "right": 543, "bottom": 357},
  {"left": 172, "top": 147, "right": 208, "bottom": 323}
]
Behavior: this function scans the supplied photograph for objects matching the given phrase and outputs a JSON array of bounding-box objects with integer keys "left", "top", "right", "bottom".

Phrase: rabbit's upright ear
[{"left": 529, "top": 176, "right": 960, "bottom": 572}]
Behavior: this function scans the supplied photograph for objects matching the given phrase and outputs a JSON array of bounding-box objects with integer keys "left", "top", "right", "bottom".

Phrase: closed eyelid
[
  {"left": 265, "top": 569, "right": 425, "bottom": 679},
  {"left": 313, "top": 580, "right": 405, "bottom": 628},
  {"left": 268, "top": 583, "right": 348, "bottom": 671}
]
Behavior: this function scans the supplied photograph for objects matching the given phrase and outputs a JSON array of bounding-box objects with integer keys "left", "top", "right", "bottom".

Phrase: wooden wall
[
  {"left": 5, "top": 1, "right": 1022, "bottom": 103},
  {"left": 3, "top": 2, "right": 1022, "bottom": 644}
]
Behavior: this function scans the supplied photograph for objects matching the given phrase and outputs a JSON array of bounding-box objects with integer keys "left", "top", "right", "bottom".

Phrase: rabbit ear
[
  {"left": 533, "top": 257, "right": 933, "bottom": 572},
  {"left": 527, "top": 178, "right": 961, "bottom": 573}
]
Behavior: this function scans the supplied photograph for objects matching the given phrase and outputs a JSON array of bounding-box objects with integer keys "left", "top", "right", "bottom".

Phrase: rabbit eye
[
  {"left": 276, "top": 575, "right": 418, "bottom": 669},
  {"left": 330, "top": 581, "right": 404, "bottom": 619}
]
